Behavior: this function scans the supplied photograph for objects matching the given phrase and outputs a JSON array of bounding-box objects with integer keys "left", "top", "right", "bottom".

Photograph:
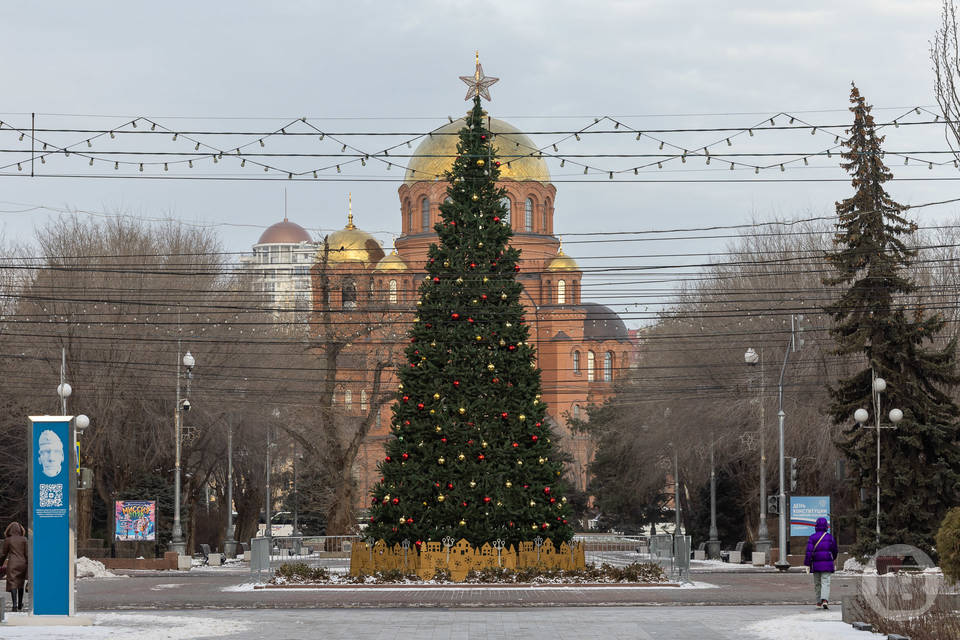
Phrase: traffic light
[
  {"left": 767, "top": 495, "right": 779, "bottom": 515},
  {"left": 789, "top": 457, "right": 798, "bottom": 493}
]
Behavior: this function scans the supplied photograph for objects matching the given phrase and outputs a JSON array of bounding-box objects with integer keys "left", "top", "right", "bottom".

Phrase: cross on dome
[{"left": 459, "top": 51, "right": 499, "bottom": 102}]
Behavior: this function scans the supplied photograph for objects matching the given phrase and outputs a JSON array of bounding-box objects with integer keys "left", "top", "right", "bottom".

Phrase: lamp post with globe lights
[
  {"left": 743, "top": 347, "right": 771, "bottom": 557},
  {"left": 169, "top": 349, "right": 195, "bottom": 556},
  {"left": 853, "top": 372, "right": 903, "bottom": 543}
]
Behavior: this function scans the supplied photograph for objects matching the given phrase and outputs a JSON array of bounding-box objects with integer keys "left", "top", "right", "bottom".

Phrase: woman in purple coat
[{"left": 803, "top": 517, "right": 838, "bottom": 609}]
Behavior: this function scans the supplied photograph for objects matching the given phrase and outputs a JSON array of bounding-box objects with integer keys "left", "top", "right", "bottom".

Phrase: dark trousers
[{"left": 10, "top": 587, "right": 23, "bottom": 610}]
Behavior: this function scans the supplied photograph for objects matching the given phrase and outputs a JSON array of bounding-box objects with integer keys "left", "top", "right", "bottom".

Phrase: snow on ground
[
  {"left": 0, "top": 613, "right": 247, "bottom": 639},
  {"left": 745, "top": 610, "right": 884, "bottom": 640},
  {"left": 76, "top": 557, "right": 126, "bottom": 579},
  {"left": 690, "top": 559, "right": 761, "bottom": 571}
]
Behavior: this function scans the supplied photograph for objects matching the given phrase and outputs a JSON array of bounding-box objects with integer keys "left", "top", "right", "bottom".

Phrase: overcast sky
[{"left": 0, "top": 1, "right": 953, "bottom": 323}]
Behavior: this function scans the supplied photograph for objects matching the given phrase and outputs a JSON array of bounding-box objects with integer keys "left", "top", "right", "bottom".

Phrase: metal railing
[{"left": 252, "top": 535, "right": 360, "bottom": 560}]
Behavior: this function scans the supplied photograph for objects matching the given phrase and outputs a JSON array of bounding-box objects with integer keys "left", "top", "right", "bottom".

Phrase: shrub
[
  {"left": 935, "top": 507, "right": 960, "bottom": 585},
  {"left": 275, "top": 562, "right": 328, "bottom": 583}
]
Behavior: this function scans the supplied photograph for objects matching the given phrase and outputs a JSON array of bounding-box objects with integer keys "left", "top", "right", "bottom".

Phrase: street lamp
[
  {"left": 707, "top": 430, "right": 721, "bottom": 559},
  {"left": 743, "top": 347, "right": 771, "bottom": 558},
  {"left": 853, "top": 372, "right": 902, "bottom": 543},
  {"left": 170, "top": 349, "right": 195, "bottom": 556}
]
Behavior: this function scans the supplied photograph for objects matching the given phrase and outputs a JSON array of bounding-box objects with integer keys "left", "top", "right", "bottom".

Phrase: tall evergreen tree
[
  {"left": 825, "top": 84, "right": 960, "bottom": 555},
  {"left": 367, "top": 90, "right": 573, "bottom": 547}
]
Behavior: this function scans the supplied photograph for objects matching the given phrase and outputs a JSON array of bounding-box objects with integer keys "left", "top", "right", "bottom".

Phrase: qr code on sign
[{"left": 39, "top": 484, "right": 63, "bottom": 507}]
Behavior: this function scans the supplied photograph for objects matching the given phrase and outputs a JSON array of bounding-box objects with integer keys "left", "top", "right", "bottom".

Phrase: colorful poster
[
  {"left": 29, "top": 416, "right": 76, "bottom": 615},
  {"left": 790, "top": 496, "right": 831, "bottom": 536},
  {"left": 115, "top": 500, "right": 157, "bottom": 541}
]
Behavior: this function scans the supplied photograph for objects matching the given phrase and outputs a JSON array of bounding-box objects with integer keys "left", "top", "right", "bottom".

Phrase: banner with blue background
[
  {"left": 29, "top": 417, "right": 75, "bottom": 615},
  {"left": 789, "top": 495, "right": 831, "bottom": 536}
]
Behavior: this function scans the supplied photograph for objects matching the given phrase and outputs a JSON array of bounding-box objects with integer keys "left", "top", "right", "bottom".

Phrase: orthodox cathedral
[{"left": 248, "top": 108, "right": 631, "bottom": 503}]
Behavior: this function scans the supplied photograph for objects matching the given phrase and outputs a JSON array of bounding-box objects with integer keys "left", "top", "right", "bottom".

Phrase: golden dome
[
  {"left": 325, "top": 206, "right": 385, "bottom": 265},
  {"left": 257, "top": 218, "right": 312, "bottom": 244},
  {"left": 375, "top": 250, "right": 408, "bottom": 271},
  {"left": 547, "top": 247, "right": 579, "bottom": 271},
  {"left": 404, "top": 117, "right": 550, "bottom": 184}
]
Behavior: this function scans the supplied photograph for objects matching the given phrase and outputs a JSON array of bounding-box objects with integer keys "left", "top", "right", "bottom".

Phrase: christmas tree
[
  {"left": 825, "top": 84, "right": 960, "bottom": 555},
  {"left": 367, "top": 65, "right": 574, "bottom": 548}
]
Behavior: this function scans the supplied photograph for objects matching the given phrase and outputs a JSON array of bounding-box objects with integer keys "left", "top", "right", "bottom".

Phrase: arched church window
[
  {"left": 344, "top": 389, "right": 352, "bottom": 409},
  {"left": 525, "top": 197, "right": 534, "bottom": 231},
  {"left": 342, "top": 282, "right": 357, "bottom": 309},
  {"left": 557, "top": 279, "right": 566, "bottom": 304},
  {"left": 587, "top": 350, "right": 595, "bottom": 382},
  {"left": 604, "top": 352, "right": 614, "bottom": 382},
  {"left": 360, "top": 390, "right": 368, "bottom": 411},
  {"left": 499, "top": 197, "right": 511, "bottom": 225},
  {"left": 404, "top": 200, "right": 412, "bottom": 233},
  {"left": 389, "top": 279, "right": 398, "bottom": 304},
  {"left": 421, "top": 197, "right": 430, "bottom": 231},
  {"left": 543, "top": 197, "right": 551, "bottom": 230},
  {"left": 573, "top": 404, "right": 581, "bottom": 421},
  {"left": 573, "top": 350, "right": 581, "bottom": 374}
]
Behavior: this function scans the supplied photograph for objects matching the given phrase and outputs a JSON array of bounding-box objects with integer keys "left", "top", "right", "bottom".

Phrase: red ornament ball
[
  {"left": 512, "top": 442, "right": 519, "bottom": 448},
  {"left": 433, "top": 277, "right": 440, "bottom": 283},
  {"left": 401, "top": 453, "right": 410, "bottom": 460},
  {"left": 468, "top": 317, "right": 474, "bottom": 323},
  {"left": 477, "top": 454, "right": 485, "bottom": 461},
  {"left": 483, "top": 496, "right": 492, "bottom": 503},
  {"left": 406, "top": 518, "right": 414, "bottom": 524},
  {"left": 370, "top": 516, "right": 375, "bottom": 523},
  {"left": 451, "top": 313, "right": 460, "bottom": 320},
  {"left": 543, "top": 486, "right": 551, "bottom": 494},
  {"left": 453, "top": 380, "right": 460, "bottom": 387},
  {"left": 481, "top": 294, "right": 487, "bottom": 300},
  {"left": 508, "top": 345, "right": 516, "bottom": 351},
  {"left": 501, "top": 412, "right": 509, "bottom": 419},
  {"left": 392, "top": 527, "right": 398, "bottom": 533},
  {"left": 402, "top": 395, "right": 409, "bottom": 402},
  {"left": 417, "top": 403, "right": 424, "bottom": 410},
  {"left": 385, "top": 456, "right": 392, "bottom": 462},
  {"left": 514, "top": 264, "right": 521, "bottom": 272},
  {"left": 531, "top": 435, "right": 539, "bottom": 442},
  {"left": 392, "top": 497, "right": 400, "bottom": 505},
  {"left": 493, "top": 216, "right": 500, "bottom": 223}
]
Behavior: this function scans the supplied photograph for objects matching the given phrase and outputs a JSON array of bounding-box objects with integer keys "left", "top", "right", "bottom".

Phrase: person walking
[
  {"left": 0, "top": 522, "right": 28, "bottom": 612},
  {"left": 803, "top": 517, "right": 838, "bottom": 609}
]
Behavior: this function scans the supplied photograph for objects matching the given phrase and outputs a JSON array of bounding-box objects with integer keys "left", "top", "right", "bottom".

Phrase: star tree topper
[{"left": 459, "top": 51, "right": 499, "bottom": 101}]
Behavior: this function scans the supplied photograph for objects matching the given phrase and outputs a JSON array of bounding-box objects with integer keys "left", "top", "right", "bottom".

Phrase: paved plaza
[{"left": 0, "top": 606, "right": 861, "bottom": 640}]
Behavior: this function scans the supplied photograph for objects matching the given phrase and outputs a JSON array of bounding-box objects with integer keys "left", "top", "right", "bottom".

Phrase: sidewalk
[{"left": 0, "top": 606, "right": 872, "bottom": 640}]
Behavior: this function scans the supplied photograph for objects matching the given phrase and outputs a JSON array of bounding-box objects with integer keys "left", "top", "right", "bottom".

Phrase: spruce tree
[
  {"left": 367, "top": 94, "right": 574, "bottom": 548},
  {"left": 825, "top": 84, "right": 960, "bottom": 555}
]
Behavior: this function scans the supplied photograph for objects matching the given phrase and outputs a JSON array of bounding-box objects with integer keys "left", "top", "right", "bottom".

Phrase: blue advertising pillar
[{"left": 27, "top": 416, "right": 77, "bottom": 615}]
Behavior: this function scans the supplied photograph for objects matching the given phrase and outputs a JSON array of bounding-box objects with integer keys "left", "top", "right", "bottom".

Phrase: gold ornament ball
[
  {"left": 561, "top": 497, "right": 568, "bottom": 503},
  {"left": 483, "top": 277, "right": 489, "bottom": 283},
  {"left": 501, "top": 293, "right": 507, "bottom": 300},
  {"left": 538, "top": 457, "right": 545, "bottom": 464},
  {"left": 517, "top": 459, "right": 523, "bottom": 466},
  {"left": 399, "top": 516, "right": 406, "bottom": 524},
  {"left": 496, "top": 501, "right": 503, "bottom": 506},
  {"left": 471, "top": 194, "right": 479, "bottom": 201},
  {"left": 499, "top": 339, "right": 506, "bottom": 346},
  {"left": 416, "top": 300, "right": 422, "bottom": 306},
  {"left": 458, "top": 407, "right": 466, "bottom": 415},
  {"left": 531, "top": 524, "right": 538, "bottom": 531},
  {"left": 529, "top": 500, "right": 536, "bottom": 507},
  {"left": 519, "top": 414, "right": 526, "bottom": 422},
  {"left": 429, "top": 409, "right": 436, "bottom": 415},
  {"left": 478, "top": 242, "right": 484, "bottom": 248},
  {"left": 398, "top": 384, "right": 404, "bottom": 390},
  {"left": 458, "top": 453, "right": 466, "bottom": 461},
  {"left": 487, "top": 364, "right": 495, "bottom": 371},
  {"left": 469, "top": 480, "right": 476, "bottom": 488},
  {"left": 438, "top": 495, "right": 445, "bottom": 502},
  {"left": 456, "top": 277, "right": 464, "bottom": 284},
  {"left": 435, "top": 425, "right": 442, "bottom": 432},
  {"left": 505, "top": 322, "right": 512, "bottom": 328},
  {"left": 444, "top": 261, "right": 450, "bottom": 267},
  {"left": 481, "top": 441, "right": 488, "bottom": 448},
  {"left": 476, "top": 335, "right": 483, "bottom": 341},
  {"left": 476, "top": 159, "right": 485, "bottom": 166},
  {"left": 460, "top": 520, "right": 467, "bottom": 526},
  {"left": 505, "top": 481, "right": 512, "bottom": 488},
  {"left": 438, "top": 457, "right": 445, "bottom": 464},
  {"left": 433, "top": 393, "right": 440, "bottom": 400},
  {"left": 422, "top": 501, "right": 428, "bottom": 506}
]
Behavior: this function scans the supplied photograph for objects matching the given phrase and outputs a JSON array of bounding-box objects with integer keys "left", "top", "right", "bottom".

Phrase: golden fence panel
[{"left": 348, "top": 538, "right": 586, "bottom": 581}]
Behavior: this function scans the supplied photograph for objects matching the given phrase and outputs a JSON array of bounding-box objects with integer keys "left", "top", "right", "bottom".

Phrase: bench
[
  {"left": 724, "top": 541, "right": 750, "bottom": 564},
  {"left": 693, "top": 541, "right": 707, "bottom": 561}
]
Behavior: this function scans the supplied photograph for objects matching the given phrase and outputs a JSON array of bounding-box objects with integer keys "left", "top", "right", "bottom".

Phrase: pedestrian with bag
[
  {"left": 0, "top": 522, "right": 28, "bottom": 612},
  {"left": 803, "top": 517, "right": 838, "bottom": 609}
]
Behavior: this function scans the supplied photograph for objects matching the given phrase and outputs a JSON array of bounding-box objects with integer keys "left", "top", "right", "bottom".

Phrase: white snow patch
[
  {"left": 150, "top": 583, "right": 187, "bottom": 591},
  {"left": 745, "top": 610, "right": 885, "bottom": 640},
  {"left": 222, "top": 582, "right": 259, "bottom": 592},
  {"left": 0, "top": 613, "right": 246, "bottom": 639},
  {"left": 842, "top": 557, "right": 865, "bottom": 572},
  {"left": 76, "top": 557, "right": 125, "bottom": 579}
]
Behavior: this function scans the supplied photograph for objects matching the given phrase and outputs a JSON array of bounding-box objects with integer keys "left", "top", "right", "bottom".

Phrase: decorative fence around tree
[{"left": 349, "top": 537, "right": 586, "bottom": 581}]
